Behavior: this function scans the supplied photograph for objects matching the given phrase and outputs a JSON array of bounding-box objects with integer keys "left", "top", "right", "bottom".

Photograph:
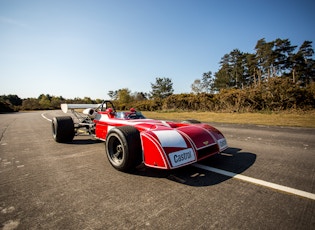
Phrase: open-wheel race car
[{"left": 52, "top": 100, "right": 228, "bottom": 172}]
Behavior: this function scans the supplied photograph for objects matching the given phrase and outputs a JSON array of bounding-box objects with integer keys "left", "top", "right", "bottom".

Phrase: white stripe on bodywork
[
  {"left": 98, "top": 114, "right": 111, "bottom": 122},
  {"left": 107, "top": 125, "right": 115, "bottom": 132},
  {"left": 152, "top": 130, "right": 187, "bottom": 148}
]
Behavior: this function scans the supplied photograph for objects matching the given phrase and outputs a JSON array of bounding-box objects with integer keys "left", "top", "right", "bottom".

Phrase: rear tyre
[
  {"left": 52, "top": 116, "right": 75, "bottom": 143},
  {"left": 181, "top": 119, "right": 201, "bottom": 124},
  {"left": 105, "top": 126, "right": 142, "bottom": 172}
]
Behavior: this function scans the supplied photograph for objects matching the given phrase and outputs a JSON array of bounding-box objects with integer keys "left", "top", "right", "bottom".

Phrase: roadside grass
[{"left": 142, "top": 110, "right": 315, "bottom": 128}]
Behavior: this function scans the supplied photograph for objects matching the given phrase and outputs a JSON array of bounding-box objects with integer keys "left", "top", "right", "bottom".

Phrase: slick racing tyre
[
  {"left": 181, "top": 119, "right": 201, "bottom": 124},
  {"left": 105, "top": 126, "right": 142, "bottom": 172},
  {"left": 52, "top": 116, "right": 75, "bottom": 143}
]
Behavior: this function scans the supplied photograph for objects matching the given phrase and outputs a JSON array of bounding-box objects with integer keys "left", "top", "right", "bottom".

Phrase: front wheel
[
  {"left": 105, "top": 126, "right": 142, "bottom": 172},
  {"left": 52, "top": 116, "right": 75, "bottom": 143}
]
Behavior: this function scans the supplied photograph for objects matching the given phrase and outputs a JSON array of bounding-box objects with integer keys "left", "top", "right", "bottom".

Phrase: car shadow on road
[
  {"left": 132, "top": 147, "right": 256, "bottom": 187},
  {"left": 65, "top": 139, "right": 103, "bottom": 145}
]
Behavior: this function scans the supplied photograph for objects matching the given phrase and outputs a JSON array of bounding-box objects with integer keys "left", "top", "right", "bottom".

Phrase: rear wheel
[
  {"left": 52, "top": 116, "right": 75, "bottom": 143},
  {"left": 182, "top": 119, "right": 201, "bottom": 124},
  {"left": 105, "top": 126, "right": 142, "bottom": 172}
]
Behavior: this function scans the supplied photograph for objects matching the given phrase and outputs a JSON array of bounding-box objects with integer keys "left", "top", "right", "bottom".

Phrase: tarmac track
[{"left": 0, "top": 111, "right": 314, "bottom": 229}]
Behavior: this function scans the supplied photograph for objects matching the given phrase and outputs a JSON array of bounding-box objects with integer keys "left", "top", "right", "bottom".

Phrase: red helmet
[
  {"left": 130, "top": 108, "right": 136, "bottom": 113},
  {"left": 106, "top": 108, "right": 114, "bottom": 114}
]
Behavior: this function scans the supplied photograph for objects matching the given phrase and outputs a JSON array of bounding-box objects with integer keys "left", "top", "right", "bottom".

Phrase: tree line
[
  {"left": 1, "top": 38, "right": 314, "bottom": 113},
  {"left": 0, "top": 77, "right": 173, "bottom": 112},
  {"left": 2, "top": 78, "right": 313, "bottom": 113},
  {"left": 191, "top": 38, "right": 314, "bottom": 93},
  {"left": 0, "top": 94, "right": 103, "bottom": 112}
]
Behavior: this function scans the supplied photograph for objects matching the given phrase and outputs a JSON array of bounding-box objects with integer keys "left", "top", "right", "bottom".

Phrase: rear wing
[{"left": 61, "top": 104, "right": 101, "bottom": 113}]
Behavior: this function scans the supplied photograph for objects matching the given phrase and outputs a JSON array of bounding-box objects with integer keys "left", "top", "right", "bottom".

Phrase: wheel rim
[{"left": 108, "top": 135, "right": 124, "bottom": 166}]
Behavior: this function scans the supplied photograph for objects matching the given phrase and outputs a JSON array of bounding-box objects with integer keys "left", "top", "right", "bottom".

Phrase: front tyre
[
  {"left": 52, "top": 116, "right": 75, "bottom": 143},
  {"left": 105, "top": 126, "right": 142, "bottom": 172}
]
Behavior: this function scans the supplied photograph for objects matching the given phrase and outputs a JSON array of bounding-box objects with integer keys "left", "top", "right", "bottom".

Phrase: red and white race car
[{"left": 52, "top": 100, "right": 228, "bottom": 172}]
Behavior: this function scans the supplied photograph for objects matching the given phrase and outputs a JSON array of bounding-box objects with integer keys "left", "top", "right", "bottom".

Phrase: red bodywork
[{"left": 93, "top": 111, "right": 228, "bottom": 169}]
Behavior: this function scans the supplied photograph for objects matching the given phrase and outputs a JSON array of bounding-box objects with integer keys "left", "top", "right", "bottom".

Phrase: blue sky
[{"left": 1, "top": 0, "right": 314, "bottom": 99}]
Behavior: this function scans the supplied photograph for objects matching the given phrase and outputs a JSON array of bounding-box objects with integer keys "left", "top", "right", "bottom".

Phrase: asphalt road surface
[{"left": 0, "top": 111, "right": 314, "bottom": 230}]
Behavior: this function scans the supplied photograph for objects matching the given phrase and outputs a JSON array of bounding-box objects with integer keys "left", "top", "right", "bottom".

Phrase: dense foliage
[
  {"left": 1, "top": 38, "right": 314, "bottom": 113},
  {"left": 212, "top": 39, "right": 315, "bottom": 90},
  {"left": 1, "top": 78, "right": 314, "bottom": 113},
  {"left": 133, "top": 79, "right": 315, "bottom": 112},
  {"left": 150, "top": 77, "right": 174, "bottom": 99},
  {"left": 0, "top": 94, "right": 102, "bottom": 112}
]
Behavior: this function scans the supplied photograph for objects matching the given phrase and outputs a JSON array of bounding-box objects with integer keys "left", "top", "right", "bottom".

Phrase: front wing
[{"left": 140, "top": 125, "right": 228, "bottom": 169}]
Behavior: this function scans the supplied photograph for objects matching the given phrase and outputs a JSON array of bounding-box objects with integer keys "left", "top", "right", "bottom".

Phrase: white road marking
[
  {"left": 41, "top": 113, "right": 52, "bottom": 122},
  {"left": 193, "top": 163, "right": 315, "bottom": 200}
]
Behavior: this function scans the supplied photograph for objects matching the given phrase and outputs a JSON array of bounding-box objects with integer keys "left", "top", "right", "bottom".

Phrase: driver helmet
[
  {"left": 130, "top": 108, "right": 136, "bottom": 113},
  {"left": 106, "top": 108, "right": 114, "bottom": 114}
]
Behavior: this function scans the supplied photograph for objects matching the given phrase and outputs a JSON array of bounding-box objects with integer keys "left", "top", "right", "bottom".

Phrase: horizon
[{"left": 1, "top": 0, "right": 314, "bottom": 100}]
